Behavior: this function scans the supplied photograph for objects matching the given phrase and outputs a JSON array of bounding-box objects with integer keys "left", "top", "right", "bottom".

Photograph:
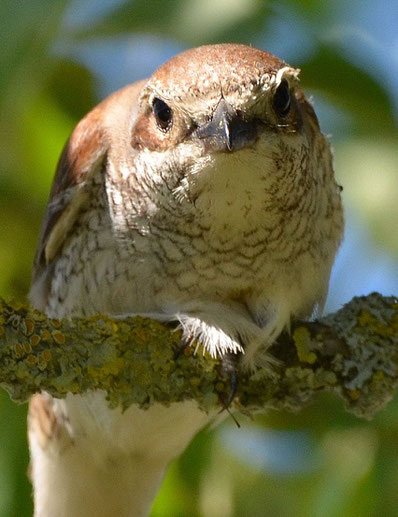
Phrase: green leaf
[{"left": 301, "top": 46, "right": 396, "bottom": 135}]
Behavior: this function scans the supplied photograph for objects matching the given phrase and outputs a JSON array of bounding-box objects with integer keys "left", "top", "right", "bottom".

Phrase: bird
[{"left": 28, "top": 43, "right": 344, "bottom": 517}]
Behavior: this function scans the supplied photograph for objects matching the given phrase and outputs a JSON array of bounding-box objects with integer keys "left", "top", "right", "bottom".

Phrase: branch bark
[{"left": 0, "top": 293, "right": 397, "bottom": 419}]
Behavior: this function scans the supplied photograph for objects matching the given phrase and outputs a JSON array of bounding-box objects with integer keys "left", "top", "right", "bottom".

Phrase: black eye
[
  {"left": 152, "top": 97, "right": 173, "bottom": 131},
  {"left": 272, "top": 79, "right": 291, "bottom": 118}
]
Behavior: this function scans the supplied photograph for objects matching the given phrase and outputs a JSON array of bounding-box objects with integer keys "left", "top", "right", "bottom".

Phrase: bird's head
[{"left": 124, "top": 44, "right": 324, "bottom": 223}]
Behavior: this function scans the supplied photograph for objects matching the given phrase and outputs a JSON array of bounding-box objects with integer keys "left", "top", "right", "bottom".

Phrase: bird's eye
[
  {"left": 152, "top": 98, "right": 173, "bottom": 131},
  {"left": 272, "top": 79, "right": 291, "bottom": 118}
]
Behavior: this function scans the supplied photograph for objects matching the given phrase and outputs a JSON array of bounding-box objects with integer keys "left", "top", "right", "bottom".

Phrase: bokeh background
[{"left": 1, "top": 0, "right": 398, "bottom": 515}]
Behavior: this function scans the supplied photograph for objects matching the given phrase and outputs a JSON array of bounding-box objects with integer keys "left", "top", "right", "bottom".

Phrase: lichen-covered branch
[{"left": 0, "top": 293, "right": 397, "bottom": 419}]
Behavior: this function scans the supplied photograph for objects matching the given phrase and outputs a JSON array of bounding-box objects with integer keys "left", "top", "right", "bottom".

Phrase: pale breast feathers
[{"left": 30, "top": 83, "right": 144, "bottom": 309}]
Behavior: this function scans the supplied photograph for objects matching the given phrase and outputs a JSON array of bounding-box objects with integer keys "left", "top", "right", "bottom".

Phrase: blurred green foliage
[{"left": 0, "top": 0, "right": 397, "bottom": 515}]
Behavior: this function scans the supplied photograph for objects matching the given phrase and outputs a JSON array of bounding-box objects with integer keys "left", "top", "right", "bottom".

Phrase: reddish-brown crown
[{"left": 144, "top": 44, "right": 288, "bottom": 103}]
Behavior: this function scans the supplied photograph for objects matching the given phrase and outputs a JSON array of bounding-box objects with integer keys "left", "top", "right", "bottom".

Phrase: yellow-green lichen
[
  {"left": 52, "top": 330, "right": 65, "bottom": 344},
  {"left": 40, "top": 329, "right": 52, "bottom": 341},
  {"left": 293, "top": 327, "right": 317, "bottom": 364},
  {"left": 23, "top": 318, "right": 35, "bottom": 336},
  {"left": 372, "top": 370, "right": 384, "bottom": 382},
  {"left": 41, "top": 349, "right": 52, "bottom": 362},
  {"left": 14, "top": 343, "right": 24, "bottom": 357},
  {"left": 30, "top": 334, "right": 41, "bottom": 346},
  {"left": 348, "top": 389, "right": 361, "bottom": 400},
  {"left": 357, "top": 311, "right": 394, "bottom": 337},
  {"left": 27, "top": 354, "right": 37, "bottom": 366},
  {"left": 0, "top": 294, "right": 397, "bottom": 418},
  {"left": 23, "top": 341, "right": 32, "bottom": 354}
]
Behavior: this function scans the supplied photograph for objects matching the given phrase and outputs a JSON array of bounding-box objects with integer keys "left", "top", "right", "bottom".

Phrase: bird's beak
[{"left": 195, "top": 99, "right": 257, "bottom": 153}]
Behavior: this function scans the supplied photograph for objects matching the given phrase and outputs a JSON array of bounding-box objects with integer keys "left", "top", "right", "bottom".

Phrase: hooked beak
[{"left": 195, "top": 99, "right": 257, "bottom": 153}]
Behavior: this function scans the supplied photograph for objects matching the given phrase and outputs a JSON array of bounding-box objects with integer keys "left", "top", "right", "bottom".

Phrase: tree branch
[{"left": 0, "top": 293, "right": 397, "bottom": 419}]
